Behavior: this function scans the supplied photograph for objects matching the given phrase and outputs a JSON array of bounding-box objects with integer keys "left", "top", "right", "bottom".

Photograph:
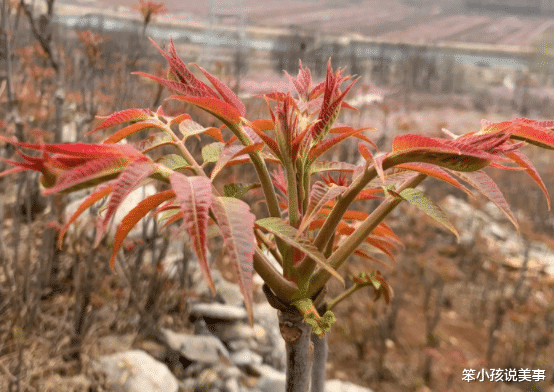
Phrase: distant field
[{"left": 56, "top": 0, "right": 553, "bottom": 47}]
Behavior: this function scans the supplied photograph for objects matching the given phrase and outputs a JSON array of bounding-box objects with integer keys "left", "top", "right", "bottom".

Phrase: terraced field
[{"left": 58, "top": 0, "right": 554, "bottom": 47}]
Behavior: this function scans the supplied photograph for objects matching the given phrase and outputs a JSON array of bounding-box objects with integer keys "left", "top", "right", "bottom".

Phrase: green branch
[{"left": 306, "top": 174, "right": 427, "bottom": 298}]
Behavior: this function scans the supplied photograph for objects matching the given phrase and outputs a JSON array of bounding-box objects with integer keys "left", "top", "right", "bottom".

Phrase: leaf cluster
[{"left": 2, "top": 39, "right": 554, "bottom": 331}]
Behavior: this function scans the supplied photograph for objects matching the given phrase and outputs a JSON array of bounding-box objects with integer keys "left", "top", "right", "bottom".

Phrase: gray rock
[
  {"left": 217, "top": 278, "right": 246, "bottom": 307},
  {"left": 96, "top": 350, "right": 178, "bottom": 392},
  {"left": 162, "top": 328, "right": 229, "bottom": 364},
  {"left": 210, "top": 322, "right": 256, "bottom": 343},
  {"left": 220, "top": 365, "right": 242, "bottom": 380},
  {"left": 189, "top": 302, "right": 248, "bottom": 321},
  {"left": 325, "top": 379, "right": 374, "bottom": 392},
  {"left": 225, "top": 377, "right": 241, "bottom": 392},
  {"left": 228, "top": 339, "right": 255, "bottom": 352},
  {"left": 230, "top": 349, "right": 263, "bottom": 367},
  {"left": 253, "top": 303, "right": 286, "bottom": 370},
  {"left": 255, "top": 364, "right": 286, "bottom": 392},
  {"left": 64, "top": 184, "right": 158, "bottom": 240}
]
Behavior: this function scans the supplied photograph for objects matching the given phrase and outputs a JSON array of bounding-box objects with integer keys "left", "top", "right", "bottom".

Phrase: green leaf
[
  {"left": 202, "top": 142, "right": 224, "bottom": 164},
  {"left": 223, "top": 183, "right": 261, "bottom": 198},
  {"left": 255, "top": 217, "right": 344, "bottom": 285},
  {"left": 399, "top": 187, "right": 459, "bottom": 240},
  {"left": 158, "top": 154, "right": 190, "bottom": 172}
]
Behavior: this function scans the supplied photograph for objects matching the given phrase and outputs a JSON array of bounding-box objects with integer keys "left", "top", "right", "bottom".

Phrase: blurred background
[{"left": 1, "top": 0, "right": 554, "bottom": 391}]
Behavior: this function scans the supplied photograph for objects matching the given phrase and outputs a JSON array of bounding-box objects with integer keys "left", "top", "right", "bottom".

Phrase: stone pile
[
  {"left": 441, "top": 195, "right": 554, "bottom": 274},
  {"left": 94, "top": 266, "right": 374, "bottom": 392}
]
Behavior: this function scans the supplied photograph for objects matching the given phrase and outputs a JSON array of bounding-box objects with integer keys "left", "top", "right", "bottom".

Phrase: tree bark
[
  {"left": 310, "top": 333, "right": 328, "bottom": 392},
  {"left": 279, "top": 311, "right": 313, "bottom": 392}
]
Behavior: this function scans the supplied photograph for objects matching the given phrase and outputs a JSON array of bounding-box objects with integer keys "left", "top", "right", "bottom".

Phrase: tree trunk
[
  {"left": 279, "top": 311, "right": 313, "bottom": 392},
  {"left": 310, "top": 333, "right": 328, "bottom": 392},
  {"left": 265, "top": 284, "right": 329, "bottom": 392}
]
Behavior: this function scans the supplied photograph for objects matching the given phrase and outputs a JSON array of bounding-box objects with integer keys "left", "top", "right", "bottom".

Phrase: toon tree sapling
[{"left": 2, "top": 38, "right": 554, "bottom": 392}]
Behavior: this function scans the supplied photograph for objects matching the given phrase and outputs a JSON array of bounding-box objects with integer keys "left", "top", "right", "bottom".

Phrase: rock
[
  {"left": 230, "top": 348, "right": 263, "bottom": 367},
  {"left": 255, "top": 364, "right": 286, "bottom": 392},
  {"left": 189, "top": 302, "right": 248, "bottom": 321},
  {"left": 220, "top": 365, "right": 243, "bottom": 380},
  {"left": 325, "top": 379, "right": 374, "bottom": 392},
  {"left": 96, "top": 350, "right": 178, "bottom": 392},
  {"left": 64, "top": 184, "right": 158, "bottom": 239},
  {"left": 216, "top": 278, "right": 246, "bottom": 307},
  {"left": 197, "top": 367, "right": 223, "bottom": 390},
  {"left": 253, "top": 303, "right": 286, "bottom": 370},
  {"left": 225, "top": 377, "right": 241, "bottom": 392},
  {"left": 162, "top": 328, "right": 229, "bottom": 364},
  {"left": 210, "top": 322, "right": 256, "bottom": 343}
]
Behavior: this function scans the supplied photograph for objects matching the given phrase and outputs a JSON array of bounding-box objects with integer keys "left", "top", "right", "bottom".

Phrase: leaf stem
[
  {"left": 306, "top": 174, "right": 427, "bottom": 298},
  {"left": 255, "top": 228, "right": 284, "bottom": 267},
  {"left": 327, "top": 284, "right": 361, "bottom": 311},
  {"left": 295, "top": 165, "right": 379, "bottom": 277},
  {"left": 163, "top": 123, "right": 205, "bottom": 176},
  {"left": 254, "top": 247, "right": 298, "bottom": 300}
]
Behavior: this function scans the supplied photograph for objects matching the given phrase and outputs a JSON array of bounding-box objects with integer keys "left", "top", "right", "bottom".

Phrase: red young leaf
[
  {"left": 58, "top": 184, "right": 114, "bottom": 249},
  {"left": 454, "top": 170, "right": 519, "bottom": 232},
  {"left": 132, "top": 132, "right": 174, "bottom": 153},
  {"left": 211, "top": 196, "right": 256, "bottom": 325},
  {"left": 285, "top": 60, "right": 312, "bottom": 100},
  {"left": 104, "top": 120, "right": 162, "bottom": 143},
  {"left": 308, "top": 127, "right": 366, "bottom": 162},
  {"left": 109, "top": 190, "right": 176, "bottom": 270},
  {"left": 332, "top": 125, "right": 376, "bottom": 148},
  {"left": 193, "top": 64, "right": 246, "bottom": 116},
  {"left": 298, "top": 181, "right": 347, "bottom": 235},
  {"left": 359, "top": 143, "right": 386, "bottom": 182},
  {"left": 147, "top": 38, "right": 218, "bottom": 99},
  {"left": 482, "top": 118, "right": 554, "bottom": 149},
  {"left": 0, "top": 135, "right": 144, "bottom": 159},
  {"left": 159, "top": 209, "right": 184, "bottom": 230},
  {"left": 505, "top": 150, "right": 550, "bottom": 210},
  {"left": 353, "top": 246, "right": 392, "bottom": 269},
  {"left": 169, "top": 173, "right": 214, "bottom": 293},
  {"left": 88, "top": 108, "right": 152, "bottom": 135},
  {"left": 168, "top": 95, "right": 242, "bottom": 126},
  {"left": 95, "top": 158, "right": 155, "bottom": 245},
  {"left": 389, "top": 134, "right": 507, "bottom": 172},
  {"left": 210, "top": 143, "right": 264, "bottom": 180},
  {"left": 43, "top": 155, "right": 134, "bottom": 194},
  {"left": 249, "top": 124, "right": 281, "bottom": 161},
  {"left": 179, "top": 119, "right": 222, "bottom": 141},
  {"left": 168, "top": 113, "right": 193, "bottom": 125},
  {"left": 396, "top": 162, "right": 474, "bottom": 197},
  {"left": 135, "top": 71, "right": 215, "bottom": 98},
  {"left": 310, "top": 61, "right": 357, "bottom": 141},
  {"left": 353, "top": 188, "right": 383, "bottom": 201}
]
